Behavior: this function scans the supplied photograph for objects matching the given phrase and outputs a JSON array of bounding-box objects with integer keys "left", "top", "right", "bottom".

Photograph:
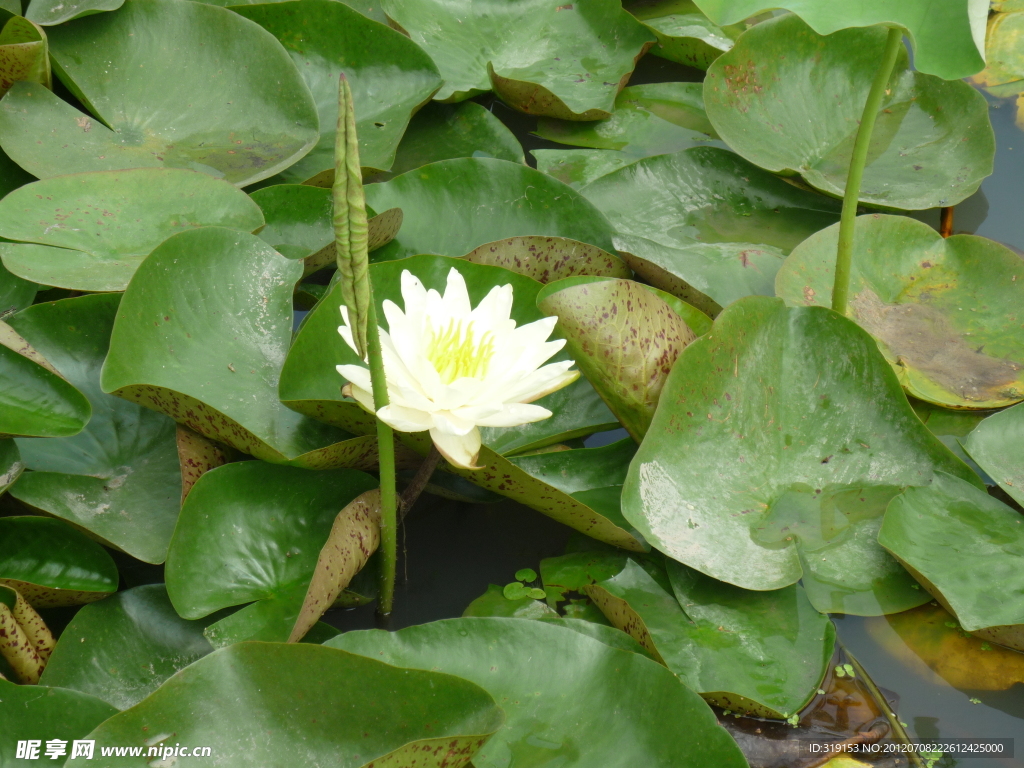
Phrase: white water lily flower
[{"left": 337, "top": 267, "right": 579, "bottom": 470}]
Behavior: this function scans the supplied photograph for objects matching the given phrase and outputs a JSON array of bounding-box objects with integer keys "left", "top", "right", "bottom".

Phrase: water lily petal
[
  {"left": 338, "top": 306, "right": 360, "bottom": 358},
  {"left": 399, "top": 270, "right": 429, "bottom": 324},
  {"left": 340, "top": 380, "right": 376, "bottom": 414},
  {"left": 458, "top": 402, "right": 553, "bottom": 427},
  {"left": 337, "top": 363, "right": 373, "bottom": 393},
  {"left": 498, "top": 362, "right": 579, "bottom": 404},
  {"left": 430, "top": 425, "right": 483, "bottom": 470},
  {"left": 441, "top": 267, "right": 474, "bottom": 318},
  {"left": 470, "top": 283, "right": 516, "bottom": 337},
  {"left": 377, "top": 403, "right": 433, "bottom": 433},
  {"left": 432, "top": 409, "right": 479, "bottom": 436}
]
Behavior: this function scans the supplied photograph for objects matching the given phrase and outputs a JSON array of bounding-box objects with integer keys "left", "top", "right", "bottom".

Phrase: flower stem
[
  {"left": 832, "top": 26, "right": 903, "bottom": 315},
  {"left": 364, "top": 292, "right": 398, "bottom": 618}
]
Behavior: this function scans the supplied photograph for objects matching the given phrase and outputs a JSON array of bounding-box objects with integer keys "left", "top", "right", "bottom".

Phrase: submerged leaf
[
  {"left": 626, "top": 0, "right": 743, "bottom": 69},
  {"left": 963, "top": 401, "right": 1024, "bottom": 506}
]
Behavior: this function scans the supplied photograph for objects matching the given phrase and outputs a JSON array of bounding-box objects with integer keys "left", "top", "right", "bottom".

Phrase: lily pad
[
  {"left": 164, "top": 461, "right": 376, "bottom": 644},
  {"left": 251, "top": 184, "right": 401, "bottom": 273},
  {"left": 626, "top": 0, "right": 743, "bottom": 69},
  {"left": 1, "top": 320, "right": 91, "bottom": 439},
  {"left": 0, "top": 438, "right": 23, "bottom": 495},
  {"left": 533, "top": 148, "right": 641, "bottom": 189},
  {"left": 25, "top": 0, "right": 124, "bottom": 24},
  {"left": 39, "top": 584, "right": 218, "bottom": 710},
  {"left": 233, "top": 0, "right": 442, "bottom": 182},
  {"left": 538, "top": 276, "right": 696, "bottom": 441},
  {"left": 970, "top": 11, "right": 1024, "bottom": 98},
  {"left": 0, "top": 145, "right": 33, "bottom": 201},
  {"left": 776, "top": 214, "right": 1024, "bottom": 409},
  {"left": 7, "top": 295, "right": 182, "bottom": 564},
  {"left": 67, "top": 642, "right": 504, "bottom": 768},
  {"left": 963, "top": 401, "right": 1024, "bottom": 506},
  {"left": 0, "top": 259, "right": 35, "bottom": 314},
  {"left": 579, "top": 146, "right": 838, "bottom": 312},
  {"left": 100, "top": 227, "right": 382, "bottom": 468},
  {"left": 704, "top": 15, "right": 994, "bottom": 210},
  {"left": 690, "top": 0, "right": 987, "bottom": 81},
  {"left": 535, "top": 82, "right": 719, "bottom": 157},
  {"left": 879, "top": 471, "right": 1024, "bottom": 648},
  {"left": 463, "top": 236, "right": 631, "bottom": 284},
  {"left": 365, "top": 158, "right": 617, "bottom": 260},
  {"left": 0, "top": 15, "right": 51, "bottom": 98},
  {"left": 621, "top": 296, "right": 980, "bottom": 614},
  {"left": 0, "top": 0, "right": 319, "bottom": 186},
  {"left": 330, "top": 617, "right": 750, "bottom": 768},
  {"left": 370, "top": 100, "right": 525, "bottom": 182},
  {"left": 463, "top": 583, "right": 559, "bottom": 619},
  {"left": 380, "top": 0, "right": 654, "bottom": 118},
  {"left": 586, "top": 559, "right": 835, "bottom": 718},
  {"left": 0, "top": 515, "right": 118, "bottom": 607},
  {"left": 0, "top": 168, "right": 263, "bottom": 293},
  {"left": 0, "top": 679, "right": 117, "bottom": 766}
]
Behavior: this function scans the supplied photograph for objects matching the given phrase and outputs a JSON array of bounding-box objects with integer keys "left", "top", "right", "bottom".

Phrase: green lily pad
[
  {"left": 532, "top": 148, "right": 641, "bottom": 189},
  {"left": 0, "top": 16, "right": 51, "bottom": 98},
  {"left": 0, "top": 0, "right": 318, "bottom": 186},
  {"left": 535, "top": 82, "right": 719, "bottom": 157},
  {"left": 704, "top": 15, "right": 994, "bottom": 210},
  {"left": 463, "top": 236, "right": 631, "bottom": 284},
  {"left": 0, "top": 169, "right": 263, "bottom": 292},
  {"left": 0, "top": 438, "right": 23, "bottom": 495},
  {"left": 0, "top": 145, "right": 33, "bottom": 202},
  {"left": 370, "top": 100, "right": 524, "bottom": 182},
  {"left": 0, "top": 322, "right": 91, "bottom": 439},
  {"left": 0, "top": 679, "right": 117, "bottom": 766},
  {"left": 66, "top": 642, "right": 504, "bottom": 768},
  {"left": 776, "top": 214, "right": 1024, "bottom": 409},
  {"left": 365, "top": 158, "right": 617, "bottom": 260},
  {"left": 691, "top": 0, "right": 987, "bottom": 81},
  {"left": 579, "top": 146, "right": 837, "bottom": 313},
  {"left": 538, "top": 276, "right": 697, "bottom": 441},
  {"left": 587, "top": 559, "right": 835, "bottom": 718},
  {"left": 879, "top": 472, "right": 1024, "bottom": 649},
  {"left": 463, "top": 583, "right": 559, "bottom": 619},
  {"left": 911, "top": 399, "right": 993, "bottom": 482},
  {"left": 233, "top": 0, "right": 441, "bottom": 182},
  {"left": 970, "top": 11, "right": 1024, "bottom": 98},
  {"left": 621, "top": 296, "right": 980, "bottom": 614},
  {"left": 963, "top": 401, "right": 1024, "bottom": 506},
  {"left": 540, "top": 546, "right": 671, "bottom": 605},
  {"left": 380, "top": 0, "right": 654, "bottom": 118},
  {"left": 164, "top": 462, "right": 376, "bottom": 644},
  {"left": 38, "top": 584, "right": 218, "bottom": 710},
  {"left": 0, "top": 260, "right": 36, "bottom": 313},
  {"left": 100, "top": 227, "right": 381, "bottom": 468},
  {"left": 0, "top": 516, "right": 118, "bottom": 607},
  {"left": 330, "top": 617, "right": 749, "bottom": 768},
  {"left": 25, "top": 0, "right": 124, "bottom": 25},
  {"left": 251, "top": 184, "right": 401, "bottom": 274},
  {"left": 7, "top": 295, "right": 181, "bottom": 564},
  {"left": 626, "top": 0, "right": 743, "bottom": 69}
]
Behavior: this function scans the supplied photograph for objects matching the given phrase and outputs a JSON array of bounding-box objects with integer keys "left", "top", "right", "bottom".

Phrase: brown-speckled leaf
[
  {"left": 538, "top": 277, "right": 695, "bottom": 441},
  {"left": 0, "top": 584, "right": 53, "bottom": 683},
  {"left": 462, "top": 236, "right": 631, "bottom": 284},
  {"left": 175, "top": 424, "right": 229, "bottom": 504},
  {"left": 0, "top": 16, "right": 51, "bottom": 98},
  {"left": 289, "top": 489, "right": 380, "bottom": 642}
]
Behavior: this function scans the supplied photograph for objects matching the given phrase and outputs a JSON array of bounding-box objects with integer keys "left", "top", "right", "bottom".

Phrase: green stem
[
  {"left": 845, "top": 652, "right": 926, "bottom": 768},
  {"left": 364, "top": 291, "right": 398, "bottom": 617},
  {"left": 832, "top": 26, "right": 903, "bottom": 315}
]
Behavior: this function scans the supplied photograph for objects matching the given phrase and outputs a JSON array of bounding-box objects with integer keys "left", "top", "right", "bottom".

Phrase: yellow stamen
[{"left": 425, "top": 318, "right": 495, "bottom": 384}]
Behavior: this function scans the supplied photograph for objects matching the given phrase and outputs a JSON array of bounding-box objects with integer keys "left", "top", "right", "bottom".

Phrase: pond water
[{"left": 321, "top": 55, "right": 1024, "bottom": 768}]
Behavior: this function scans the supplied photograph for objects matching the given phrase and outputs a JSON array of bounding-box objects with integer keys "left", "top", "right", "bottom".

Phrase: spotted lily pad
[
  {"left": 880, "top": 472, "right": 1024, "bottom": 650},
  {"left": 330, "top": 617, "right": 750, "bottom": 768},
  {"left": 462, "top": 236, "right": 631, "bottom": 284},
  {"left": 0, "top": 320, "right": 91, "bottom": 439},
  {"left": 8, "top": 295, "right": 182, "bottom": 564},
  {"left": 622, "top": 296, "right": 980, "bottom": 614},
  {"left": 537, "top": 276, "right": 696, "bottom": 441},
  {"left": 365, "top": 158, "right": 617, "bottom": 260},
  {"left": 626, "top": 0, "right": 743, "bottom": 69},
  {"left": 535, "top": 82, "right": 719, "bottom": 157},
  {"left": 100, "top": 227, "right": 383, "bottom": 468},
  {"left": 67, "top": 642, "right": 504, "bottom": 768},
  {"left": 164, "top": 462, "right": 376, "bottom": 645},
  {"left": 25, "top": 0, "right": 124, "bottom": 25},
  {"left": 0, "top": 0, "right": 319, "bottom": 186},
  {"left": 0, "top": 15, "right": 51, "bottom": 98},
  {"left": 776, "top": 214, "right": 1024, "bottom": 409},
  {"left": 0, "top": 516, "right": 118, "bottom": 607},
  {"left": 691, "top": 0, "right": 987, "bottom": 81},
  {"left": 0, "top": 169, "right": 264, "bottom": 292},
  {"left": 233, "top": 0, "right": 442, "bottom": 182},
  {"left": 704, "top": 15, "right": 994, "bottom": 210},
  {"left": 370, "top": 100, "right": 525, "bottom": 182},
  {"left": 381, "top": 0, "right": 654, "bottom": 118},
  {"left": 963, "top": 401, "right": 1024, "bottom": 506},
  {"left": 587, "top": 559, "right": 835, "bottom": 719}
]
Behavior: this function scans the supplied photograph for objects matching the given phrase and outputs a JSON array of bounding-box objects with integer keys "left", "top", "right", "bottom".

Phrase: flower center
[{"left": 424, "top": 318, "right": 495, "bottom": 384}]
